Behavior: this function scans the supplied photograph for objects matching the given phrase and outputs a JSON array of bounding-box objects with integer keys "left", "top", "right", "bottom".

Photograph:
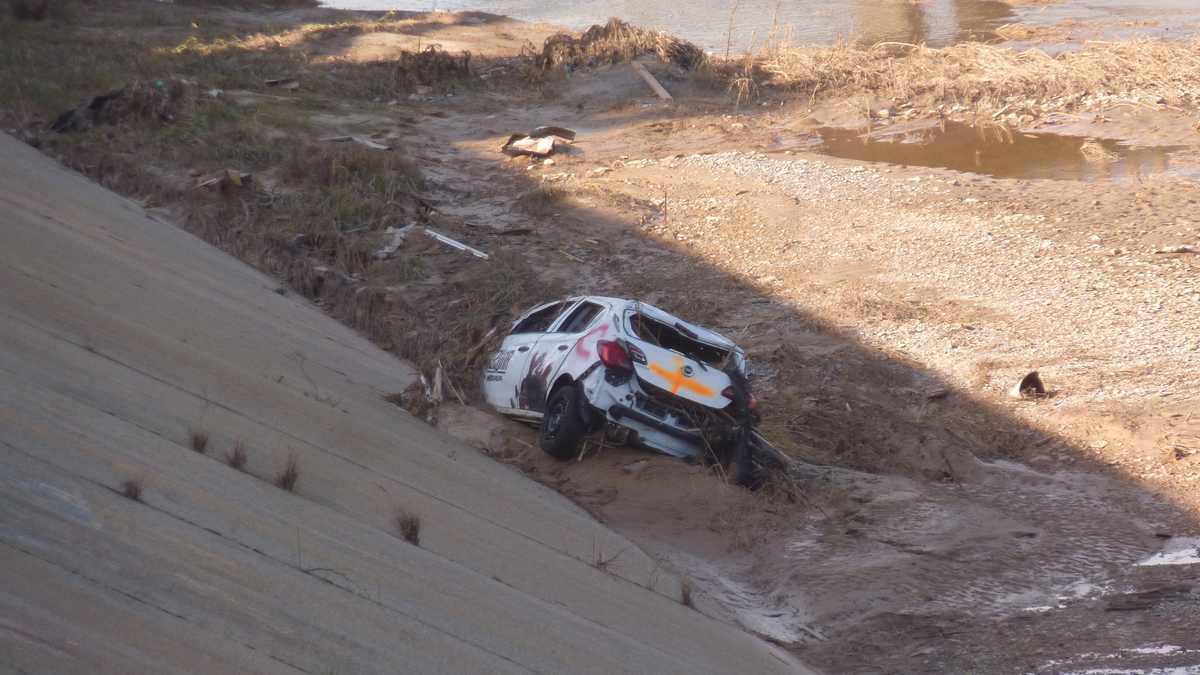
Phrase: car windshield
[{"left": 627, "top": 312, "right": 731, "bottom": 368}]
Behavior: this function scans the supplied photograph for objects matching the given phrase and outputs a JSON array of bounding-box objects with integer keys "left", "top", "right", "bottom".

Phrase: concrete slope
[{"left": 0, "top": 133, "right": 810, "bottom": 674}]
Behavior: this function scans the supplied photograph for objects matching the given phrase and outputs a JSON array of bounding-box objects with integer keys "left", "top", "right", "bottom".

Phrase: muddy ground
[{"left": 3, "top": 3, "right": 1199, "bottom": 673}]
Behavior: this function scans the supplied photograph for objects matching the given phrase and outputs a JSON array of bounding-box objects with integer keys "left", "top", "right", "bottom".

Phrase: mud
[{"left": 802, "top": 121, "right": 1180, "bottom": 181}]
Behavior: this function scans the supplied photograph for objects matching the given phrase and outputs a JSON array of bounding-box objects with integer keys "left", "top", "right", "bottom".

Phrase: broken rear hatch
[{"left": 624, "top": 307, "right": 739, "bottom": 410}]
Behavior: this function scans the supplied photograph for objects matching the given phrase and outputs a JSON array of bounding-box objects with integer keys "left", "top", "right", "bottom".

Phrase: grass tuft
[
  {"left": 396, "top": 510, "right": 421, "bottom": 545},
  {"left": 121, "top": 478, "right": 143, "bottom": 501},
  {"left": 275, "top": 453, "right": 300, "bottom": 491},
  {"left": 190, "top": 428, "right": 209, "bottom": 454},
  {"left": 513, "top": 185, "right": 566, "bottom": 217},
  {"left": 226, "top": 440, "right": 248, "bottom": 470}
]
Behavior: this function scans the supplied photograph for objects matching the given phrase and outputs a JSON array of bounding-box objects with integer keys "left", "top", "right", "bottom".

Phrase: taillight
[
  {"left": 627, "top": 344, "right": 647, "bottom": 364},
  {"left": 597, "top": 340, "right": 633, "bottom": 371}
]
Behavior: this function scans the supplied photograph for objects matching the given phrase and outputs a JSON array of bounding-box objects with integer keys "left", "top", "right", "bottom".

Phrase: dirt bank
[{"left": 3, "top": 3, "right": 1199, "bottom": 672}]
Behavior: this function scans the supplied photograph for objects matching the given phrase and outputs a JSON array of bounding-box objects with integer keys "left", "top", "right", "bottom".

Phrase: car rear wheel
[{"left": 540, "top": 385, "right": 586, "bottom": 460}]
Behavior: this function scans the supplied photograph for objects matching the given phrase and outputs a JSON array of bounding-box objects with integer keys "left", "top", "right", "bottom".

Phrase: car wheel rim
[{"left": 545, "top": 398, "right": 566, "bottom": 441}]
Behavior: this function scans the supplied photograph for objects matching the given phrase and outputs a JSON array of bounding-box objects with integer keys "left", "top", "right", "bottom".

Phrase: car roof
[{"left": 569, "top": 296, "right": 738, "bottom": 350}]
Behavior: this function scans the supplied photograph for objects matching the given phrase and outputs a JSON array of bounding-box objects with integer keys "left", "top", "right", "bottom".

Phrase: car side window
[
  {"left": 556, "top": 302, "right": 603, "bottom": 334},
  {"left": 512, "top": 302, "right": 568, "bottom": 334}
]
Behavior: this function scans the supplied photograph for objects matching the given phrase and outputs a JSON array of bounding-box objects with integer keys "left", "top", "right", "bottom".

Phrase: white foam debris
[
  {"left": 1060, "top": 662, "right": 1200, "bottom": 667},
  {"left": 1023, "top": 605, "right": 1054, "bottom": 613},
  {"left": 1126, "top": 645, "right": 1185, "bottom": 656},
  {"left": 1137, "top": 537, "right": 1200, "bottom": 567}
]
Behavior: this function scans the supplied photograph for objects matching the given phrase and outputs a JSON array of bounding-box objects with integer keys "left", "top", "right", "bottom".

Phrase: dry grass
[
  {"left": 513, "top": 185, "right": 566, "bottom": 217},
  {"left": 745, "top": 38, "right": 1200, "bottom": 114},
  {"left": 680, "top": 576, "right": 694, "bottom": 608},
  {"left": 536, "top": 18, "right": 706, "bottom": 71},
  {"left": 121, "top": 478, "right": 143, "bottom": 501},
  {"left": 227, "top": 440, "right": 249, "bottom": 469},
  {"left": 275, "top": 453, "right": 300, "bottom": 491},
  {"left": 395, "top": 510, "right": 420, "bottom": 545},
  {"left": 190, "top": 428, "right": 210, "bottom": 454}
]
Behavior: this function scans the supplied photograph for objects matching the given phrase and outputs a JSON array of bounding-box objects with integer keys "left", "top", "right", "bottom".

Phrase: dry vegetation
[
  {"left": 744, "top": 38, "right": 1200, "bottom": 113},
  {"left": 395, "top": 510, "right": 420, "bottom": 545},
  {"left": 227, "top": 440, "right": 249, "bottom": 469},
  {"left": 121, "top": 477, "right": 143, "bottom": 501},
  {"left": 275, "top": 453, "right": 300, "bottom": 491},
  {"left": 537, "top": 18, "right": 706, "bottom": 71},
  {"left": 190, "top": 428, "right": 209, "bottom": 453}
]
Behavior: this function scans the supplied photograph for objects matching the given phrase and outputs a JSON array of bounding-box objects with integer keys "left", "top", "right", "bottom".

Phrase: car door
[
  {"left": 483, "top": 300, "right": 571, "bottom": 417},
  {"left": 529, "top": 299, "right": 610, "bottom": 410}
]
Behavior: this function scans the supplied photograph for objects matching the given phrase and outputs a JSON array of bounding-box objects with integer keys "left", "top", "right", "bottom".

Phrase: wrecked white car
[{"left": 482, "top": 296, "right": 782, "bottom": 488}]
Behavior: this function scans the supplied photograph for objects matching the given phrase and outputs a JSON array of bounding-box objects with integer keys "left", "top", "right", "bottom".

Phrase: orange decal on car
[{"left": 648, "top": 356, "right": 715, "bottom": 397}]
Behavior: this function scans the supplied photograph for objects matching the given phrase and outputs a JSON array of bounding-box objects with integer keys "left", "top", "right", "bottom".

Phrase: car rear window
[{"left": 627, "top": 312, "right": 730, "bottom": 367}]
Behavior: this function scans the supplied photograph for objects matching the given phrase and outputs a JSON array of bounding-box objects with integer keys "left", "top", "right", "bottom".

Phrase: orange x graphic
[{"left": 648, "top": 356, "right": 715, "bottom": 397}]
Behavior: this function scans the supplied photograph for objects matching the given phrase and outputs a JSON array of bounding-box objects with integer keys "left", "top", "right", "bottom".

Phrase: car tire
[
  {"left": 731, "top": 433, "right": 770, "bottom": 491},
  {"left": 540, "top": 384, "right": 587, "bottom": 460}
]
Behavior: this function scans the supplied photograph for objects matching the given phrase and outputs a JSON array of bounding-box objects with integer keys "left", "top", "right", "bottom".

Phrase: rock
[
  {"left": 1009, "top": 371, "right": 1047, "bottom": 400},
  {"left": 623, "top": 460, "right": 649, "bottom": 476}
]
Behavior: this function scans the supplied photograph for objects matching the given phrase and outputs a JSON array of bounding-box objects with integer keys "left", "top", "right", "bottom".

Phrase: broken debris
[
  {"left": 502, "top": 126, "right": 577, "bottom": 158},
  {"left": 425, "top": 228, "right": 489, "bottom": 260},
  {"left": 373, "top": 225, "right": 414, "bottom": 260},
  {"left": 50, "top": 79, "right": 187, "bottom": 133},
  {"left": 632, "top": 62, "right": 673, "bottom": 101},
  {"left": 264, "top": 77, "right": 300, "bottom": 91},
  {"left": 623, "top": 459, "right": 649, "bottom": 476},
  {"left": 1009, "top": 371, "right": 1047, "bottom": 400},
  {"left": 195, "top": 169, "right": 252, "bottom": 191},
  {"left": 319, "top": 135, "right": 392, "bottom": 151},
  {"left": 1154, "top": 245, "right": 1197, "bottom": 254}
]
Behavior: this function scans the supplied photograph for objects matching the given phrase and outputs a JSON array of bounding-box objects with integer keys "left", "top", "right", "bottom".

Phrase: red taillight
[{"left": 597, "top": 340, "right": 633, "bottom": 370}]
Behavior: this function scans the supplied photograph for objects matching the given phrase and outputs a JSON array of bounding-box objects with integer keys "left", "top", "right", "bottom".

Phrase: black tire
[
  {"left": 731, "top": 432, "right": 783, "bottom": 491},
  {"left": 540, "top": 385, "right": 587, "bottom": 460}
]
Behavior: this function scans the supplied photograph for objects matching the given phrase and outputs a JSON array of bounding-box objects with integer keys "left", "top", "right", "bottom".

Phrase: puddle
[
  {"left": 321, "top": 0, "right": 1199, "bottom": 53},
  {"left": 806, "top": 123, "right": 1178, "bottom": 181}
]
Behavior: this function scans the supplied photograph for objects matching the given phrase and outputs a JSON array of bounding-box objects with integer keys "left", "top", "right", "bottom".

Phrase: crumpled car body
[{"left": 481, "top": 296, "right": 752, "bottom": 460}]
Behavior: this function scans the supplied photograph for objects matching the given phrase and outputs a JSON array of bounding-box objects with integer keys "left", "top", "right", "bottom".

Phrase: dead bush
[
  {"left": 226, "top": 440, "right": 248, "bottom": 470},
  {"left": 396, "top": 510, "right": 420, "bottom": 545},
  {"left": 275, "top": 453, "right": 300, "bottom": 491},
  {"left": 538, "top": 19, "right": 706, "bottom": 71},
  {"left": 513, "top": 185, "right": 566, "bottom": 217},
  {"left": 680, "top": 576, "right": 694, "bottom": 608},
  {"left": 190, "top": 428, "right": 209, "bottom": 454},
  {"left": 121, "top": 478, "right": 143, "bottom": 501}
]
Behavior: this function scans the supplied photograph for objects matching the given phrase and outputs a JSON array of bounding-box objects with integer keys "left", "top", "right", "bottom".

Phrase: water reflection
[
  {"left": 809, "top": 122, "right": 1176, "bottom": 181},
  {"left": 852, "top": 0, "right": 1015, "bottom": 47}
]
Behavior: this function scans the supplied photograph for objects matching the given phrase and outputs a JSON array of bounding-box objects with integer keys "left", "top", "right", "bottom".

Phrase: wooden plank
[{"left": 631, "top": 62, "right": 673, "bottom": 101}]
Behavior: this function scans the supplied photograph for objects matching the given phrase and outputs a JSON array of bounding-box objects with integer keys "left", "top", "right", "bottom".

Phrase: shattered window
[
  {"left": 513, "top": 302, "right": 568, "bottom": 334},
  {"left": 556, "top": 302, "right": 603, "bottom": 333},
  {"left": 627, "top": 313, "right": 730, "bottom": 368}
]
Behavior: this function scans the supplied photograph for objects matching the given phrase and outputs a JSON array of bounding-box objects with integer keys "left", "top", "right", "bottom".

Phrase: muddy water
[
  {"left": 320, "top": 0, "right": 1200, "bottom": 52},
  {"left": 805, "top": 123, "right": 1178, "bottom": 181}
]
